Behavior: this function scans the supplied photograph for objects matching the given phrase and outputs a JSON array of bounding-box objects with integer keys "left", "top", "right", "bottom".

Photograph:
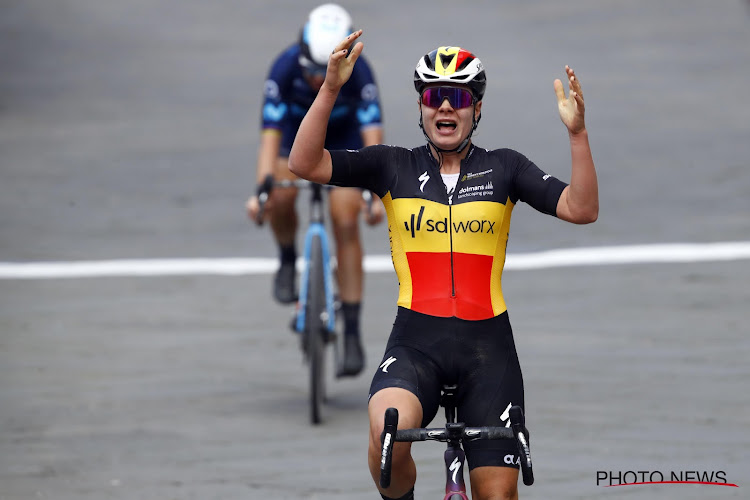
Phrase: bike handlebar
[
  {"left": 379, "top": 405, "right": 534, "bottom": 489},
  {"left": 254, "top": 175, "right": 375, "bottom": 226},
  {"left": 390, "top": 426, "right": 514, "bottom": 443},
  {"left": 379, "top": 407, "right": 398, "bottom": 489},
  {"left": 509, "top": 406, "right": 534, "bottom": 486}
]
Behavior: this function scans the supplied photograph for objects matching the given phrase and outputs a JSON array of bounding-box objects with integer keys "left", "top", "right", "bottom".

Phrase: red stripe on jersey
[{"left": 406, "top": 251, "right": 494, "bottom": 320}]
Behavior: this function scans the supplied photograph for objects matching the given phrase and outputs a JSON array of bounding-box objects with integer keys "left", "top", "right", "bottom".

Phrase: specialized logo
[
  {"left": 499, "top": 402, "right": 513, "bottom": 428},
  {"left": 542, "top": 174, "right": 551, "bottom": 181},
  {"left": 419, "top": 172, "right": 430, "bottom": 192},
  {"left": 403, "top": 206, "right": 496, "bottom": 238},
  {"left": 380, "top": 356, "right": 397, "bottom": 373},
  {"left": 449, "top": 457, "right": 462, "bottom": 484}
]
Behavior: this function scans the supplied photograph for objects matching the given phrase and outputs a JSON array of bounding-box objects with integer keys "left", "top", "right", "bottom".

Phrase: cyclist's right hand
[
  {"left": 247, "top": 174, "right": 274, "bottom": 226},
  {"left": 245, "top": 195, "right": 264, "bottom": 225},
  {"left": 323, "top": 30, "right": 364, "bottom": 92}
]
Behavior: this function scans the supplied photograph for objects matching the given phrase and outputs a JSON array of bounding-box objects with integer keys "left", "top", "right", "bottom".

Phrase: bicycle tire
[{"left": 306, "top": 234, "right": 327, "bottom": 425}]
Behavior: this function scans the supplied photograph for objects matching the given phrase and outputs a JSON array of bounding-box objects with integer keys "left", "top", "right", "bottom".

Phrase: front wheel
[{"left": 306, "top": 235, "right": 327, "bottom": 425}]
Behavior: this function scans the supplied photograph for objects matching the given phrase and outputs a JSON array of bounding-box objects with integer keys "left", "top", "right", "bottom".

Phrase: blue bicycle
[{"left": 257, "top": 177, "right": 371, "bottom": 424}]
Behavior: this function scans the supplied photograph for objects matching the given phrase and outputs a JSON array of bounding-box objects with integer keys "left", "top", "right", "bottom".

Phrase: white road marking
[{"left": 1, "top": 242, "right": 749, "bottom": 279}]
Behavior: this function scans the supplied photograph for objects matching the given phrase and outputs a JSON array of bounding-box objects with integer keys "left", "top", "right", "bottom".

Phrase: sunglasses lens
[{"left": 421, "top": 87, "right": 474, "bottom": 109}]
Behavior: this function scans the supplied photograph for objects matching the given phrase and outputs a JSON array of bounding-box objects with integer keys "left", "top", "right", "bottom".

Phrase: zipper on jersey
[
  {"left": 448, "top": 197, "right": 455, "bottom": 297},
  {"left": 448, "top": 147, "right": 473, "bottom": 299}
]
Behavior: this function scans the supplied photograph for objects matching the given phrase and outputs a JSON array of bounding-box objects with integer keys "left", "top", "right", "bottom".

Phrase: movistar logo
[
  {"left": 263, "top": 102, "right": 287, "bottom": 122},
  {"left": 357, "top": 104, "right": 381, "bottom": 124},
  {"left": 403, "top": 206, "right": 496, "bottom": 238}
]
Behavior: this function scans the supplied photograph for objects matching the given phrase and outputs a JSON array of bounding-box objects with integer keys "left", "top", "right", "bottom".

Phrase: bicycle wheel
[{"left": 306, "top": 234, "right": 327, "bottom": 424}]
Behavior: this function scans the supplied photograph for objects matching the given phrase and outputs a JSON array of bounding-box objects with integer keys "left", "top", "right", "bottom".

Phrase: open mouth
[{"left": 436, "top": 121, "right": 457, "bottom": 131}]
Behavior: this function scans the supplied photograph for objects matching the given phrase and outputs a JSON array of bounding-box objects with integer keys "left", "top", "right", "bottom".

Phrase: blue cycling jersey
[{"left": 262, "top": 44, "right": 383, "bottom": 156}]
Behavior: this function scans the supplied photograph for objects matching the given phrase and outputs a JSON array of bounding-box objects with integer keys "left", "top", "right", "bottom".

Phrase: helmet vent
[{"left": 439, "top": 53, "right": 455, "bottom": 68}]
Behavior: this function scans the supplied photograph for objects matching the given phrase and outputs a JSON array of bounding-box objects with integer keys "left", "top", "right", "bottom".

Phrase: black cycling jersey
[{"left": 329, "top": 144, "right": 567, "bottom": 320}]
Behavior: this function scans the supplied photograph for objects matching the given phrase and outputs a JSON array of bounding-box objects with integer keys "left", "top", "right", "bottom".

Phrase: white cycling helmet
[{"left": 299, "top": 4, "right": 353, "bottom": 71}]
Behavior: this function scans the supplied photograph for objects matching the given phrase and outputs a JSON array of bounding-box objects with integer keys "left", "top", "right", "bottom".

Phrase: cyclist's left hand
[
  {"left": 363, "top": 194, "right": 384, "bottom": 225},
  {"left": 323, "top": 30, "right": 364, "bottom": 92},
  {"left": 554, "top": 65, "right": 586, "bottom": 135}
]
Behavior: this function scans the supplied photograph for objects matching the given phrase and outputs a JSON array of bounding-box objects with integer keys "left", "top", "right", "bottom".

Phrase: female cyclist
[{"left": 288, "top": 30, "right": 598, "bottom": 500}]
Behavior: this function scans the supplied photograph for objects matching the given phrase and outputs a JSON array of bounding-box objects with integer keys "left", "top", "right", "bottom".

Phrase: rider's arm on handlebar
[
  {"left": 248, "top": 130, "right": 282, "bottom": 224},
  {"left": 256, "top": 129, "right": 282, "bottom": 187}
]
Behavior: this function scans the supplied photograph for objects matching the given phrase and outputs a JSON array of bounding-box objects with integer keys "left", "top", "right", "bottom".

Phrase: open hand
[
  {"left": 323, "top": 30, "right": 364, "bottom": 92},
  {"left": 554, "top": 65, "right": 586, "bottom": 135}
]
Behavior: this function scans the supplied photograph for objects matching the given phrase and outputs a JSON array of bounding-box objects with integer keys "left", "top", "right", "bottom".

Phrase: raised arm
[
  {"left": 554, "top": 66, "right": 599, "bottom": 224},
  {"left": 288, "top": 30, "right": 365, "bottom": 184}
]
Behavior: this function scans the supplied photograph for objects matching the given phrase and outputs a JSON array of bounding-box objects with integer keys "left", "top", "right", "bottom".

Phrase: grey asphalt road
[{"left": 1, "top": 1, "right": 749, "bottom": 499}]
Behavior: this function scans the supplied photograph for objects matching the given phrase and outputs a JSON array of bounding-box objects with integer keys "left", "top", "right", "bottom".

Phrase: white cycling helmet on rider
[{"left": 299, "top": 4, "right": 353, "bottom": 73}]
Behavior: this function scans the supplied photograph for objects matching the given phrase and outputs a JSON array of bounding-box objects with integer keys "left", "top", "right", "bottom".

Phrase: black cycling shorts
[{"left": 369, "top": 307, "right": 525, "bottom": 470}]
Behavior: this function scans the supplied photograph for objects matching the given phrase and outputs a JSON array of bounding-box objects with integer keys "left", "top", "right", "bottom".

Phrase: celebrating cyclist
[
  {"left": 246, "top": 5, "right": 384, "bottom": 377},
  {"left": 289, "top": 31, "right": 598, "bottom": 500}
]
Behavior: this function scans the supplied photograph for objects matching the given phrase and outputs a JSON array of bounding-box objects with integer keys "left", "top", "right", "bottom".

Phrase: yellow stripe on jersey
[
  {"left": 489, "top": 197, "right": 516, "bottom": 316},
  {"left": 390, "top": 198, "right": 451, "bottom": 253},
  {"left": 381, "top": 193, "right": 414, "bottom": 308},
  {"left": 449, "top": 201, "right": 509, "bottom": 256}
]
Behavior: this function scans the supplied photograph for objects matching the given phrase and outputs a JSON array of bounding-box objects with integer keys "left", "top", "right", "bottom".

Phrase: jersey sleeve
[
  {"left": 328, "top": 145, "right": 396, "bottom": 197},
  {"left": 261, "top": 49, "right": 295, "bottom": 131},
  {"left": 349, "top": 57, "right": 383, "bottom": 130},
  {"left": 504, "top": 149, "right": 567, "bottom": 217}
]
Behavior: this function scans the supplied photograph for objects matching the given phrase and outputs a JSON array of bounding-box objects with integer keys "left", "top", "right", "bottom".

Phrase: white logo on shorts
[{"left": 500, "top": 402, "right": 513, "bottom": 428}]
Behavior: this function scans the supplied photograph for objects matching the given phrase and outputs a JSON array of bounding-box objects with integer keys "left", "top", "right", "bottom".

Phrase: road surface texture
[{"left": 1, "top": 1, "right": 748, "bottom": 499}]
